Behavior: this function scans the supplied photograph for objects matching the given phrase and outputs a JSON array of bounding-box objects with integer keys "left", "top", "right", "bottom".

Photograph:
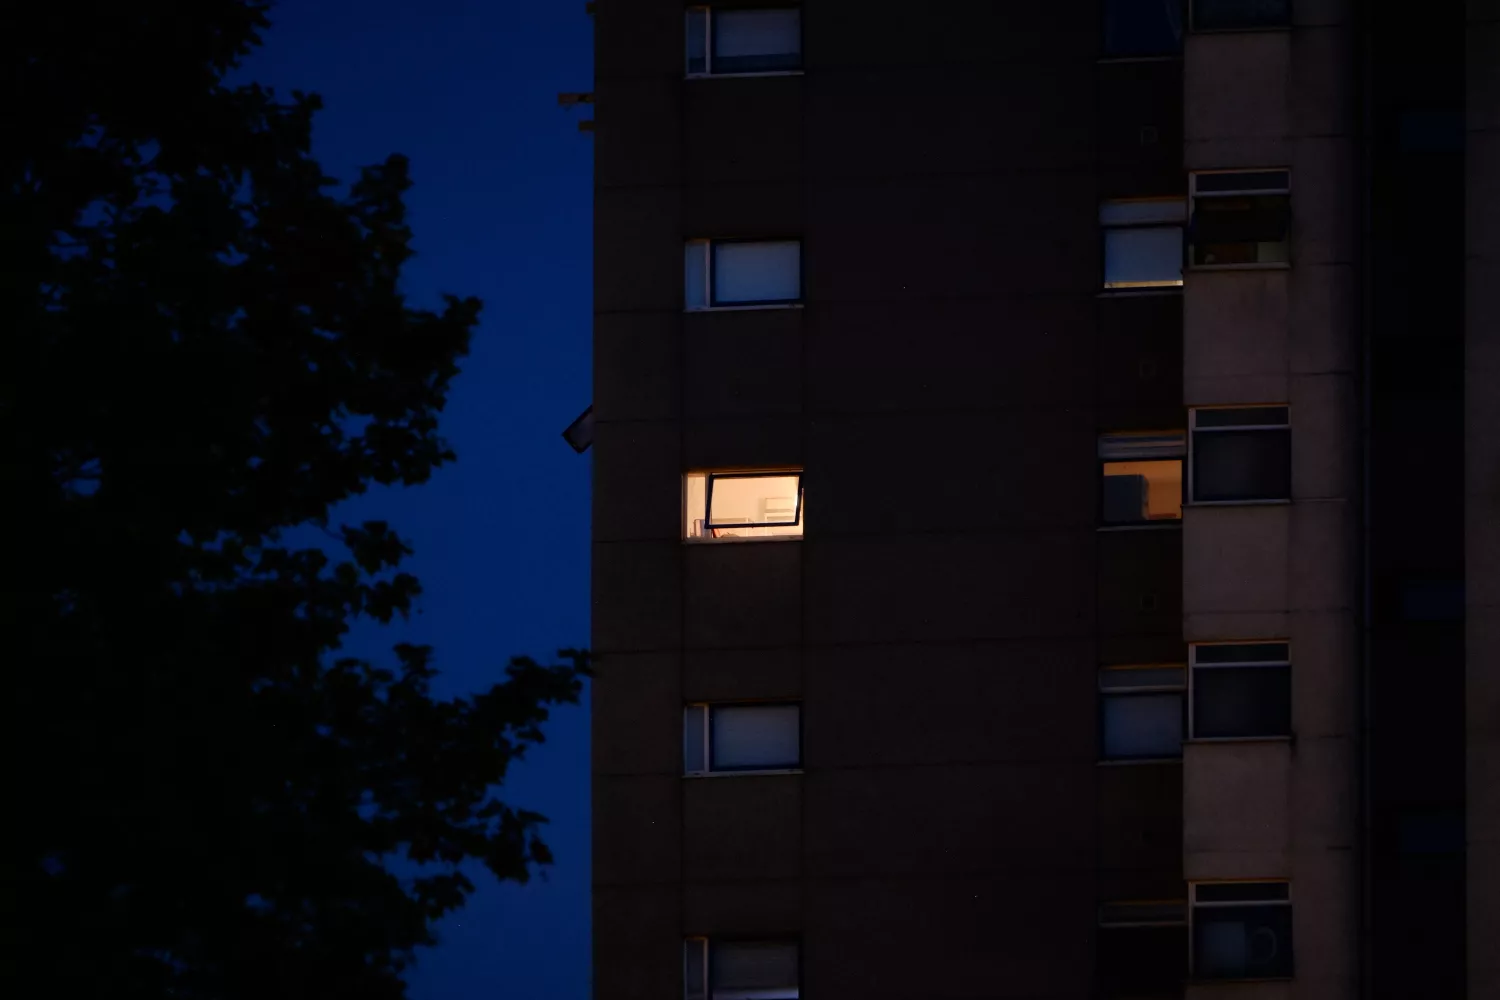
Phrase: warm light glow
[
  {"left": 684, "top": 471, "right": 804, "bottom": 540},
  {"left": 1103, "top": 460, "right": 1182, "bottom": 520}
]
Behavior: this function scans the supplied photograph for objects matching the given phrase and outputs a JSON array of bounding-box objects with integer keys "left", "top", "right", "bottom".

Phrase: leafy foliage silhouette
[{"left": 4, "top": 4, "right": 586, "bottom": 996}]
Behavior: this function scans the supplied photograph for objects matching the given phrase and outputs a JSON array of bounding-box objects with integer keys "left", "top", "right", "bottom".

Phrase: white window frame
[
  {"left": 684, "top": 239, "right": 804, "bottom": 312},
  {"left": 684, "top": 469, "right": 805, "bottom": 542},
  {"left": 1188, "top": 169, "right": 1291, "bottom": 270},
  {"left": 684, "top": 702, "right": 803, "bottom": 776},
  {"left": 1187, "top": 405, "right": 1291, "bottom": 505},
  {"left": 1100, "top": 198, "right": 1187, "bottom": 290},
  {"left": 1188, "top": 641, "right": 1292, "bottom": 741},
  {"left": 1189, "top": 881, "right": 1294, "bottom": 981},
  {"left": 1098, "top": 664, "right": 1187, "bottom": 763},
  {"left": 684, "top": 937, "right": 802, "bottom": 1000},
  {"left": 685, "top": 6, "right": 805, "bottom": 79}
]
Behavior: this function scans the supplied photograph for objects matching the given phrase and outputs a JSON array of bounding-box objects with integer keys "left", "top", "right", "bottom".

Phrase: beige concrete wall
[
  {"left": 1469, "top": 5, "right": 1500, "bottom": 998},
  {"left": 1182, "top": 11, "right": 1359, "bottom": 996}
]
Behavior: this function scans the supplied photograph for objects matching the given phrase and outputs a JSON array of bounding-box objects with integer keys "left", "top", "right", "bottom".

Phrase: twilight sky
[{"left": 241, "top": 2, "right": 595, "bottom": 997}]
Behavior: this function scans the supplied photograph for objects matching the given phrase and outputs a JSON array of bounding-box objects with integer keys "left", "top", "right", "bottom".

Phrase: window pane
[
  {"left": 1104, "top": 0, "right": 1184, "bottom": 56},
  {"left": 1099, "top": 667, "right": 1187, "bottom": 691},
  {"left": 1104, "top": 227, "right": 1183, "bottom": 288},
  {"left": 685, "top": 243, "right": 708, "bottom": 309},
  {"left": 686, "top": 9, "right": 708, "bottom": 74},
  {"left": 1193, "top": 0, "right": 1291, "bottom": 30},
  {"left": 1194, "top": 904, "right": 1293, "bottom": 979},
  {"left": 1195, "top": 406, "right": 1287, "bottom": 428},
  {"left": 1192, "top": 427, "right": 1290, "bottom": 502},
  {"left": 712, "top": 941, "right": 799, "bottom": 997},
  {"left": 1099, "top": 924, "right": 1188, "bottom": 994},
  {"left": 1194, "top": 642, "right": 1288, "bottom": 665},
  {"left": 1196, "top": 882, "right": 1289, "bottom": 903},
  {"left": 1100, "top": 199, "right": 1188, "bottom": 226},
  {"left": 1102, "top": 692, "right": 1183, "bottom": 759},
  {"left": 713, "top": 9, "right": 800, "bottom": 73},
  {"left": 1194, "top": 665, "right": 1291, "bottom": 738},
  {"left": 684, "top": 473, "right": 709, "bottom": 538},
  {"left": 686, "top": 939, "right": 708, "bottom": 1000},
  {"left": 712, "top": 705, "right": 800, "bottom": 770},
  {"left": 1103, "top": 459, "right": 1182, "bottom": 522},
  {"left": 1192, "top": 195, "right": 1290, "bottom": 265},
  {"left": 714, "top": 241, "right": 801, "bottom": 304},
  {"left": 706, "top": 474, "right": 803, "bottom": 538},
  {"left": 684, "top": 706, "right": 707, "bottom": 773}
]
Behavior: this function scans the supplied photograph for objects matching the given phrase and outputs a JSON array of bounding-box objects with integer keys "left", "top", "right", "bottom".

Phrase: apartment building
[{"left": 588, "top": 2, "right": 1495, "bottom": 998}]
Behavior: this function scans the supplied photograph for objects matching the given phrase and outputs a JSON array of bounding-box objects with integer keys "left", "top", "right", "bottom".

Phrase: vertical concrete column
[
  {"left": 1180, "top": 4, "right": 1359, "bottom": 997},
  {"left": 1468, "top": 5, "right": 1500, "bottom": 997}
]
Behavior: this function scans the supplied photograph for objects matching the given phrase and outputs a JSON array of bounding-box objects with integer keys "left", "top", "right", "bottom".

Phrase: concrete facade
[{"left": 591, "top": 2, "right": 1486, "bottom": 997}]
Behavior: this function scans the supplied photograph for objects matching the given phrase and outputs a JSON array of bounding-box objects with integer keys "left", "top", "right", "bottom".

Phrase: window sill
[
  {"left": 1097, "top": 287, "right": 1183, "bottom": 298},
  {"left": 685, "top": 70, "right": 805, "bottom": 80},
  {"left": 1189, "top": 262, "right": 1290, "bottom": 272},
  {"left": 1186, "top": 735, "right": 1292, "bottom": 745},
  {"left": 684, "top": 768, "right": 803, "bottom": 779},
  {"left": 1097, "top": 757, "right": 1183, "bottom": 767},
  {"left": 685, "top": 302, "right": 804, "bottom": 314},
  {"left": 1185, "top": 498, "right": 1291, "bottom": 507},
  {"left": 683, "top": 535, "right": 803, "bottom": 545},
  {"left": 1097, "top": 522, "right": 1183, "bottom": 533}
]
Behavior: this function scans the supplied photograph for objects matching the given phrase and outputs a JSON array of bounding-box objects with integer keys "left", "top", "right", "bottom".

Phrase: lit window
[
  {"left": 1100, "top": 432, "right": 1185, "bottom": 524},
  {"left": 686, "top": 7, "right": 801, "bottom": 76},
  {"left": 684, "top": 471, "right": 804, "bottom": 541},
  {"left": 1191, "top": 0, "right": 1290, "bottom": 31},
  {"left": 1190, "top": 642, "right": 1290, "bottom": 739},
  {"left": 1101, "top": 199, "right": 1186, "bottom": 289},
  {"left": 684, "top": 703, "right": 801, "bottom": 774},
  {"left": 1191, "top": 882, "right": 1293, "bottom": 981},
  {"left": 1189, "top": 406, "right": 1290, "bottom": 503},
  {"left": 685, "top": 240, "right": 802, "bottom": 310},
  {"left": 685, "top": 938, "right": 800, "bottom": 1000},
  {"left": 1189, "top": 170, "right": 1290, "bottom": 267},
  {"left": 1098, "top": 901, "right": 1188, "bottom": 995},
  {"left": 1099, "top": 666, "right": 1185, "bottom": 760}
]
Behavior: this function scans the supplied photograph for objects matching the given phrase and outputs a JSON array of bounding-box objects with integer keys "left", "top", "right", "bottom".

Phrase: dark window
[
  {"left": 1099, "top": 667, "right": 1186, "bottom": 760},
  {"left": 1098, "top": 902, "right": 1188, "bottom": 995},
  {"left": 1191, "top": 643, "right": 1291, "bottom": 739},
  {"left": 1190, "top": 407, "right": 1290, "bottom": 502},
  {"left": 1190, "top": 171, "right": 1290, "bottom": 267},
  {"left": 1192, "top": 0, "right": 1291, "bottom": 30},
  {"left": 686, "top": 8, "right": 801, "bottom": 76},
  {"left": 1192, "top": 882, "right": 1293, "bottom": 980},
  {"left": 1104, "top": 0, "right": 1185, "bottom": 57}
]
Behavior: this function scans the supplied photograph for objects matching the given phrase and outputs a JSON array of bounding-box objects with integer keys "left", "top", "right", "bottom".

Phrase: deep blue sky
[{"left": 240, "top": 3, "right": 595, "bottom": 997}]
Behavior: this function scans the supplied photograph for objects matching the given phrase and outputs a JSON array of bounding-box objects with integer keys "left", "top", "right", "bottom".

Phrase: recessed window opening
[
  {"left": 683, "top": 703, "right": 801, "bottom": 775},
  {"left": 685, "top": 240, "right": 802, "bottom": 310},
  {"left": 686, "top": 7, "right": 802, "bottom": 76},
  {"left": 685, "top": 938, "right": 800, "bottom": 1000},
  {"left": 1191, "top": 0, "right": 1290, "bottom": 32},
  {"left": 1103, "top": 0, "right": 1185, "bottom": 57},
  {"left": 685, "top": 471, "right": 804, "bottom": 540},
  {"left": 1189, "top": 406, "right": 1290, "bottom": 503},
  {"left": 1189, "top": 170, "right": 1290, "bottom": 267},
  {"left": 1101, "top": 199, "right": 1186, "bottom": 289},
  {"left": 1099, "top": 665, "right": 1186, "bottom": 760},
  {"left": 1100, "top": 431, "right": 1186, "bottom": 523},
  {"left": 1191, "top": 882, "right": 1293, "bottom": 981},
  {"left": 1190, "top": 642, "right": 1291, "bottom": 739}
]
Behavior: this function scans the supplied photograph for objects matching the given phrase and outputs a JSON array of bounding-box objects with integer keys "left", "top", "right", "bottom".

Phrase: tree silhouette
[{"left": 4, "top": 4, "right": 586, "bottom": 996}]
